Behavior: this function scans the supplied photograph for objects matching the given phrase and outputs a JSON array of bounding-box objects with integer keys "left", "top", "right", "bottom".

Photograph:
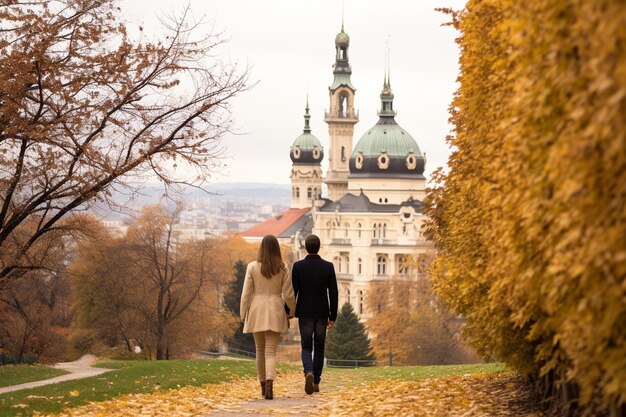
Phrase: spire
[
  {"left": 384, "top": 35, "right": 391, "bottom": 89},
  {"left": 303, "top": 95, "right": 311, "bottom": 133},
  {"left": 379, "top": 37, "right": 396, "bottom": 118},
  {"left": 341, "top": 0, "right": 345, "bottom": 32}
]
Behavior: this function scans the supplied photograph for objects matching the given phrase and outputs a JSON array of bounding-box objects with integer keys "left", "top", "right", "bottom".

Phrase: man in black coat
[{"left": 292, "top": 234, "right": 339, "bottom": 395}]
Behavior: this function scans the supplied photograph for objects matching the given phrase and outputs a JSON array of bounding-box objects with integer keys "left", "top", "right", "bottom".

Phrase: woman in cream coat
[{"left": 240, "top": 234, "right": 296, "bottom": 400}]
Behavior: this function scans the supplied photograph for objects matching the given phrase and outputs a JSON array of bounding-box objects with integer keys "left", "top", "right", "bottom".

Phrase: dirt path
[
  {"left": 45, "top": 369, "right": 546, "bottom": 417},
  {"left": 0, "top": 355, "right": 111, "bottom": 395}
]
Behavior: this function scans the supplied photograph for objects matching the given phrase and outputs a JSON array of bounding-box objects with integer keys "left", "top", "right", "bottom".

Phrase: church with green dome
[{"left": 243, "top": 24, "right": 431, "bottom": 320}]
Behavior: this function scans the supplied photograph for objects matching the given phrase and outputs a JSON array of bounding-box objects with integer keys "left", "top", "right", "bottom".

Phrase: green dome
[
  {"left": 349, "top": 78, "right": 425, "bottom": 178},
  {"left": 290, "top": 101, "right": 324, "bottom": 165},
  {"left": 352, "top": 122, "right": 422, "bottom": 158},
  {"left": 292, "top": 132, "right": 322, "bottom": 150}
]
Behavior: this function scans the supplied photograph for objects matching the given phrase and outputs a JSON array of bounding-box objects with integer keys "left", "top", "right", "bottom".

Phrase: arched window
[
  {"left": 345, "top": 288, "right": 351, "bottom": 305},
  {"left": 339, "top": 94, "right": 348, "bottom": 118},
  {"left": 334, "top": 256, "right": 340, "bottom": 272},
  {"left": 383, "top": 223, "right": 387, "bottom": 238},
  {"left": 377, "top": 256, "right": 387, "bottom": 275},
  {"left": 398, "top": 255, "right": 408, "bottom": 275},
  {"left": 359, "top": 290, "right": 364, "bottom": 314},
  {"left": 295, "top": 188, "right": 300, "bottom": 198},
  {"left": 374, "top": 223, "right": 383, "bottom": 239},
  {"left": 357, "top": 223, "right": 362, "bottom": 238},
  {"left": 344, "top": 222, "right": 350, "bottom": 237},
  {"left": 313, "top": 187, "right": 318, "bottom": 198},
  {"left": 307, "top": 187, "right": 312, "bottom": 199},
  {"left": 341, "top": 145, "right": 346, "bottom": 161},
  {"left": 345, "top": 255, "right": 350, "bottom": 274},
  {"left": 357, "top": 258, "right": 362, "bottom": 275}
]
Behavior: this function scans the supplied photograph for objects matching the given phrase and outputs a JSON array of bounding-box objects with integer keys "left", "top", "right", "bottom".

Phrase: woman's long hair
[{"left": 257, "top": 234, "right": 285, "bottom": 278}]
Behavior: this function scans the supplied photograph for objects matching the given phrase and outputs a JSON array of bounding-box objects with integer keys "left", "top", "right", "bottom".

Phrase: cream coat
[{"left": 240, "top": 261, "right": 296, "bottom": 334}]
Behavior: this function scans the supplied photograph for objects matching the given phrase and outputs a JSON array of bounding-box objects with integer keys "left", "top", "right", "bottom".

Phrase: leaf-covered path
[{"left": 42, "top": 370, "right": 546, "bottom": 417}]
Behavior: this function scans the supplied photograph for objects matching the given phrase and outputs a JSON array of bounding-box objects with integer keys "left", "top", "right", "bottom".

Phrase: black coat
[{"left": 291, "top": 254, "right": 339, "bottom": 321}]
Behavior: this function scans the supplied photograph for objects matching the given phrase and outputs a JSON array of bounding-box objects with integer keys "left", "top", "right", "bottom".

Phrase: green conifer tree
[{"left": 325, "top": 303, "right": 376, "bottom": 364}]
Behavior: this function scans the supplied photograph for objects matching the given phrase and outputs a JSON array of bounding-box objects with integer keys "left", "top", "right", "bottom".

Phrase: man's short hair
[{"left": 305, "top": 234, "right": 320, "bottom": 254}]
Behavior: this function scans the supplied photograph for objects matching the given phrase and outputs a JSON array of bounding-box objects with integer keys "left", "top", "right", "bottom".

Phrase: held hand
[
  {"left": 287, "top": 315, "right": 294, "bottom": 319},
  {"left": 327, "top": 320, "right": 335, "bottom": 329}
]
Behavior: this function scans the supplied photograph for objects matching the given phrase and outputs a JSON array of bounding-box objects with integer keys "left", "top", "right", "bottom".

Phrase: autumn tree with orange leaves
[
  {"left": 70, "top": 206, "right": 257, "bottom": 360},
  {"left": 427, "top": 1, "right": 626, "bottom": 414},
  {"left": 0, "top": 0, "right": 249, "bottom": 284}
]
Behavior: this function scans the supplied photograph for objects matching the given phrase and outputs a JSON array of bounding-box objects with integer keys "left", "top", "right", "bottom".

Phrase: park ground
[{"left": 0, "top": 359, "right": 550, "bottom": 417}]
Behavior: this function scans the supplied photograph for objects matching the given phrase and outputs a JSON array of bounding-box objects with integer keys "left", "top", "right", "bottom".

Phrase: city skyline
[{"left": 121, "top": 0, "right": 466, "bottom": 185}]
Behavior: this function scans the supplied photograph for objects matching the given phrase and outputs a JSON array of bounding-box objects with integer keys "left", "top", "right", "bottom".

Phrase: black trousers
[{"left": 298, "top": 317, "right": 328, "bottom": 384}]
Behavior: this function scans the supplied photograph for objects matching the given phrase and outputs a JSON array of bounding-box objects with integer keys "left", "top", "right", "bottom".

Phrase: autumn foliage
[
  {"left": 426, "top": 0, "right": 626, "bottom": 414},
  {"left": 69, "top": 206, "right": 258, "bottom": 360},
  {"left": 366, "top": 277, "right": 478, "bottom": 366},
  {"left": 0, "top": 1, "right": 248, "bottom": 283}
]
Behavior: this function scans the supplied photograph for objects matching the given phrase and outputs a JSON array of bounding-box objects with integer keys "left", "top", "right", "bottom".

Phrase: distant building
[{"left": 241, "top": 25, "right": 432, "bottom": 320}]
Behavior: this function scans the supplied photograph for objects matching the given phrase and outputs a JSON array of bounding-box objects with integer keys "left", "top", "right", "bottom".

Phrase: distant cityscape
[{"left": 98, "top": 183, "right": 292, "bottom": 240}]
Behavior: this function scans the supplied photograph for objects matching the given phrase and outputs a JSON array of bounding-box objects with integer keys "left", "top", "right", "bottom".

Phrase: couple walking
[{"left": 239, "top": 234, "right": 339, "bottom": 400}]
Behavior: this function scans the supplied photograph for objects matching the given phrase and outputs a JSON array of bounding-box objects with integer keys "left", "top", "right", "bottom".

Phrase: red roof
[{"left": 240, "top": 208, "right": 309, "bottom": 238}]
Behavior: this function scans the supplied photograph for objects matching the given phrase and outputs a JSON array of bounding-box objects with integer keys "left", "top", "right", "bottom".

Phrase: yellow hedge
[{"left": 426, "top": 0, "right": 626, "bottom": 413}]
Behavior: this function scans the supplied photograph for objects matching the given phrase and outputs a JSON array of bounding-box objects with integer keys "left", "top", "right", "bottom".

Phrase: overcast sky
[{"left": 121, "top": 0, "right": 466, "bottom": 185}]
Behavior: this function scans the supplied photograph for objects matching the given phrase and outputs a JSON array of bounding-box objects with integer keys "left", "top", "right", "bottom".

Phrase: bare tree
[{"left": 0, "top": 1, "right": 250, "bottom": 283}]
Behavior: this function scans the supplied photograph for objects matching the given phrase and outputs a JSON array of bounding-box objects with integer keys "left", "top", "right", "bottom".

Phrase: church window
[
  {"left": 357, "top": 258, "right": 362, "bottom": 275},
  {"left": 406, "top": 153, "right": 417, "bottom": 169},
  {"left": 295, "top": 188, "right": 300, "bottom": 198},
  {"left": 344, "top": 222, "right": 350, "bottom": 237},
  {"left": 377, "top": 152, "right": 390, "bottom": 169},
  {"left": 355, "top": 153, "right": 364, "bottom": 169},
  {"left": 339, "top": 94, "right": 348, "bottom": 118},
  {"left": 359, "top": 290, "right": 364, "bottom": 314},
  {"left": 357, "top": 223, "right": 362, "bottom": 238},
  {"left": 377, "top": 256, "right": 387, "bottom": 275},
  {"left": 307, "top": 187, "right": 312, "bottom": 199},
  {"left": 383, "top": 223, "right": 387, "bottom": 238},
  {"left": 398, "top": 255, "right": 409, "bottom": 275}
]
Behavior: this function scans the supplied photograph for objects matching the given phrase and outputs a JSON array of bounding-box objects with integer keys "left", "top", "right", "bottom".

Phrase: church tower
[
  {"left": 324, "top": 24, "right": 358, "bottom": 201},
  {"left": 290, "top": 99, "right": 324, "bottom": 209}
]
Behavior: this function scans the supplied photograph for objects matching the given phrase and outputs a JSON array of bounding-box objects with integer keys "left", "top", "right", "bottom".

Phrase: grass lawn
[
  {"left": 326, "top": 362, "right": 506, "bottom": 382},
  {"left": 0, "top": 365, "right": 69, "bottom": 388},
  {"left": 0, "top": 360, "right": 503, "bottom": 417},
  {"left": 0, "top": 359, "right": 257, "bottom": 417}
]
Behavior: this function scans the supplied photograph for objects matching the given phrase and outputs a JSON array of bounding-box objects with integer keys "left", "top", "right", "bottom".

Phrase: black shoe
[
  {"left": 313, "top": 383, "right": 320, "bottom": 393},
  {"left": 265, "top": 379, "right": 273, "bottom": 400},
  {"left": 260, "top": 380, "right": 266, "bottom": 397},
  {"left": 304, "top": 372, "right": 314, "bottom": 395}
]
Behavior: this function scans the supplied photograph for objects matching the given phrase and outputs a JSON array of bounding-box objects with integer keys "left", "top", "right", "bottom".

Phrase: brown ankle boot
[
  {"left": 264, "top": 379, "right": 273, "bottom": 400},
  {"left": 260, "top": 380, "right": 266, "bottom": 397}
]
